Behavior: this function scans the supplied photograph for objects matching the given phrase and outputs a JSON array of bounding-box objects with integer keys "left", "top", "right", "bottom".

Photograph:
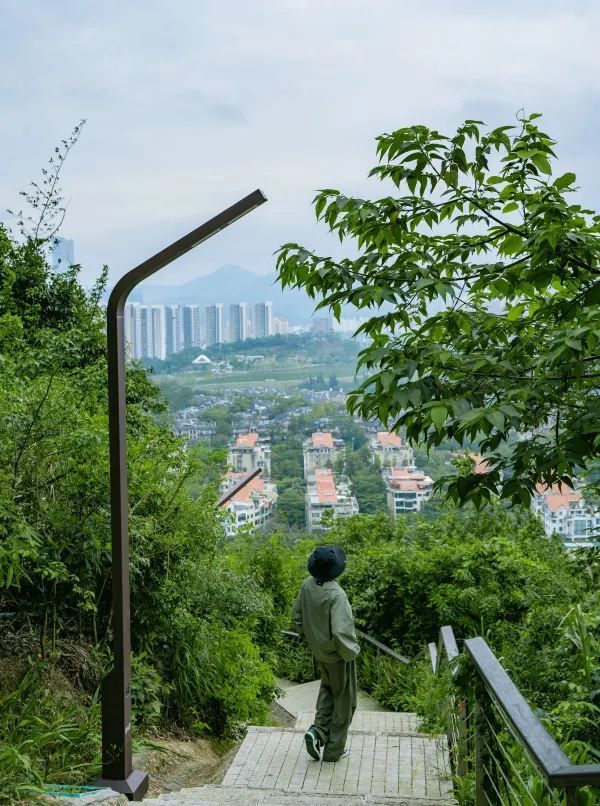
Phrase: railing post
[
  {"left": 474, "top": 698, "right": 491, "bottom": 806},
  {"left": 456, "top": 698, "right": 469, "bottom": 778},
  {"left": 564, "top": 788, "right": 580, "bottom": 806}
]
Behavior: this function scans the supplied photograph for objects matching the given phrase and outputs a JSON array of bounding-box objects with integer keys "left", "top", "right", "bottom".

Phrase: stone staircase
[{"left": 142, "top": 681, "right": 455, "bottom": 805}]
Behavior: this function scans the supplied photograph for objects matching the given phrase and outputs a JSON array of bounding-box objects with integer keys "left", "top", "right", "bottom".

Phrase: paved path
[
  {"left": 143, "top": 682, "right": 455, "bottom": 805},
  {"left": 278, "top": 679, "right": 385, "bottom": 719}
]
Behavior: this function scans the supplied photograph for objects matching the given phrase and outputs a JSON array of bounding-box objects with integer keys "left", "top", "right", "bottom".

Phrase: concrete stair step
[
  {"left": 220, "top": 727, "right": 453, "bottom": 802},
  {"left": 294, "top": 711, "right": 424, "bottom": 736},
  {"left": 142, "top": 784, "right": 452, "bottom": 804},
  {"left": 277, "top": 680, "right": 384, "bottom": 719}
]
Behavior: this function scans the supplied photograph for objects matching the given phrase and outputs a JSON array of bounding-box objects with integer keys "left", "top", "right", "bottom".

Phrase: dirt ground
[{"left": 139, "top": 701, "right": 296, "bottom": 797}]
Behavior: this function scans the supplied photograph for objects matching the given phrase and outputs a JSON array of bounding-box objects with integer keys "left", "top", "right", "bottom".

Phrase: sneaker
[
  {"left": 323, "top": 747, "right": 350, "bottom": 762},
  {"left": 304, "top": 727, "right": 322, "bottom": 761}
]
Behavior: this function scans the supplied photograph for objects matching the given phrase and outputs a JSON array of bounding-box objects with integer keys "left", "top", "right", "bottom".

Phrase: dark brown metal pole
[{"left": 96, "top": 190, "right": 267, "bottom": 800}]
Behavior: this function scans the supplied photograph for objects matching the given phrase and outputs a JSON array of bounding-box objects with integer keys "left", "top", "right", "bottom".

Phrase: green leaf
[
  {"left": 501, "top": 234, "right": 524, "bottom": 255},
  {"left": 553, "top": 172, "right": 576, "bottom": 191},
  {"left": 531, "top": 153, "right": 552, "bottom": 175},
  {"left": 430, "top": 405, "right": 448, "bottom": 430},
  {"left": 582, "top": 281, "right": 600, "bottom": 307}
]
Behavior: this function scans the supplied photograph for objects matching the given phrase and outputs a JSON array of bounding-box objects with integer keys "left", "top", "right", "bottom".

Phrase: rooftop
[
  {"left": 385, "top": 466, "right": 434, "bottom": 492},
  {"left": 314, "top": 468, "right": 338, "bottom": 504},
  {"left": 224, "top": 471, "right": 264, "bottom": 503},
  {"left": 376, "top": 431, "right": 405, "bottom": 448},
  {"left": 236, "top": 432, "right": 259, "bottom": 448},
  {"left": 311, "top": 432, "right": 334, "bottom": 449},
  {"left": 469, "top": 452, "right": 492, "bottom": 475},
  {"left": 535, "top": 482, "right": 582, "bottom": 513}
]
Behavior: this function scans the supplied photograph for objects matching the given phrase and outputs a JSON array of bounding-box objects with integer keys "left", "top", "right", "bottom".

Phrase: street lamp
[{"left": 96, "top": 190, "right": 267, "bottom": 800}]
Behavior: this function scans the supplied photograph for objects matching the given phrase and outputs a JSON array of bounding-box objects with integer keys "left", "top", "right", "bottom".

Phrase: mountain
[{"left": 139, "top": 264, "right": 327, "bottom": 324}]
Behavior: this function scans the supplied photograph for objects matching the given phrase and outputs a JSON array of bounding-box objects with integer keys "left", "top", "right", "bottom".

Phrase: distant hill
[{"left": 139, "top": 264, "right": 326, "bottom": 324}]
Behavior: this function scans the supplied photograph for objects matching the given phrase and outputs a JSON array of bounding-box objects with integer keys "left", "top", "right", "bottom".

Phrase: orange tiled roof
[
  {"left": 312, "top": 432, "right": 334, "bottom": 449},
  {"left": 388, "top": 467, "right": 427, "bottom": 480},
  {"left": 314, "top": 468, "right": 338, "bottom": 504},
  {"left": 225, "top": 471, "right": 264, "bottom": 502},
  {"left": 377, "top": 431, "right": 404, "bottom": 448},
  {"left": 535, "top": 482, "right": 582, "bottom": 512},
  {"left": 469, "top": 453, "right": 492, "bottom": 474},
  {"left": 386, "top": 467, "right": 432, "bottom": 492},
  {"left": 236, "top": 432, "right": 259, "bottom": 447}
]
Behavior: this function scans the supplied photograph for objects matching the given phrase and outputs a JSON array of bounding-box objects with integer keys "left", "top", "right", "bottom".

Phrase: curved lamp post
[{"left": 97, "top": 190, "right": 267, "bottom": 799}]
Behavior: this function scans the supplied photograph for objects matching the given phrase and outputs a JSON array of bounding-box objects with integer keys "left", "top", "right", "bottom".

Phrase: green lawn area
[{"left": 156, "top": 361, "right": 362, "bottom": 391}]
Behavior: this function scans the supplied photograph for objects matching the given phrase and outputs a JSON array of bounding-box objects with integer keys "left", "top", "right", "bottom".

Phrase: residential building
[
  {"left": 312, "top": 316, "right": 334, "bottom": 333},
  {"left": 124, "top": 303, "right": 166, "bottom": 360},
  {"left": 303, "top": 432, "right": 345, "bottom": 478},
  {"left": 165, "top": 305, "right": 183, "bottom": 356},
  {"left": 532, "top": 484, "right": 600, "bottom": 548},
  {"left": 371, "top": 431, "right": 414, "bottom": 468},
  {"left": 220, "top": 472, "right": 278, "bottom": 536},
  {"left": 51, "top": 237, "right": 74, "bottom": 273},
  {"left": 229, "top": 302, "right": 248, "bottom": 343},
  {"left": 205, "top": 303, "right": 224, "bottom": 346},
  {"left": 228, "top": 432, "right": 271, "bottom": 480},
  {"left": 253, "top": 301, "right": 273, "bottom": 338},
  {"left": 384, "top": 467, "right": 434, "bottom": 517},
  {"left": 305, "top": 469, "right": 359, "bottom": 531},
  {"left": 272, "top": 317, "right": 289, "bottom": 335},
  {"left": 182, "top": 305, "right": 201, "bottom": 349}
]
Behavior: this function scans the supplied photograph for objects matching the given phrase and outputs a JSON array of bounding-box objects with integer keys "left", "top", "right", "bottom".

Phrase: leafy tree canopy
[{"left": 277, "top": 113, "right": 600, "bottom": 507}]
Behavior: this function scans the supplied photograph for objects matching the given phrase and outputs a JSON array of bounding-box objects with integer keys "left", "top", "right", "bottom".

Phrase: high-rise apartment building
[
  {"left": 272, "top": 317, "right": 288, "bottom": 335},
  {"left": 252, "top": 301, "right": 273, "bottom": 338},
  {"left": 182, "top": 305, "right": 201, "bottom": 349},
  {"left": 205, "top": 303, "right": 224, "bottom": 346},
  {"left": 165, "top": 305, "right": 183, "bottom": 356},
  {"left": 124, "top": 304, "right": 166, "bottom": 360},
  {"left": 229, "top": 302, "right": 248, "bottom": 343}
]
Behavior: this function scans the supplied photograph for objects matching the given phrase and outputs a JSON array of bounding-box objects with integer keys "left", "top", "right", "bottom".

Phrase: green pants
[{"left": 312, "top": 659, "right": 357, "bottom": 761}]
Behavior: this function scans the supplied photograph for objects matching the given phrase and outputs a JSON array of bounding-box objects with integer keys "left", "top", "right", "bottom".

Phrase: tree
[{"left": 277, "top": 114, "right": 600, "bottom": 507}]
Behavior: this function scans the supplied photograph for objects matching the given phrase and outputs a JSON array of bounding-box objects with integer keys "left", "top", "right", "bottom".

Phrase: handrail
[
  {"left": 357, "top": 631, "right": 410, "bottom": 664},
  {"left": 465, "top": 637, "right": 600, "bottom": 789},
  {"left": 282, "top": 629, "right": 409, "bottom": 664},
  {"left": 216, "top": 468, "right": 262, "bottom": 508}
]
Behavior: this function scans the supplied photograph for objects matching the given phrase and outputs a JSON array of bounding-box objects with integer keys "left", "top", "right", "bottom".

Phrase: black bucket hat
[{"left": 308, "top": 545, "right": 346, "bottom": 583}]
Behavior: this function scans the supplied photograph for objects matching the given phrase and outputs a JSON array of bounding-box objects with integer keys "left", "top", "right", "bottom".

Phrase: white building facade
[
  {"left": 228, "top": 432, "right": 271, "bottom": 480},
  {"left": 220, "top": 472, "right": 278, "bottom": 536},
  {"left": 371, "top": 431, "right": 414, "bottom": 468},
  {"left": 253, "top": 301, "right": 273, "bottom": 338},
  {"left": 532, "top": 484, "right": 600, "bottom": 548},
  {"left": 303, "top": 432, "right": 345, "bottom": 479},
  {"left": 384, "top": 467, "right": 434, "bottom": 517},
  {"left": 305, "top": 469, "right": 359, "bottom": 531}
]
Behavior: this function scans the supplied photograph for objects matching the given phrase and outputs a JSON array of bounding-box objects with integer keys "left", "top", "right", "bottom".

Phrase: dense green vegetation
[
  {"left": 0, "top": 227, "right": 283, "bottom": 799},
  {"left": 268, "top": 508, "right": 600, "bottom": 778},
  {"left": 144, "top": 332, "right": 360, "bottom": 375},
  {"left": 277, "top": 113, "right": 600, "bottom": 507}
]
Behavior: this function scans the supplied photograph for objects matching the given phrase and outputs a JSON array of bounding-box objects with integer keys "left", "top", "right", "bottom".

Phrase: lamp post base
[{"left": 94, "top": 770, "right": 149, "bottom": 801}]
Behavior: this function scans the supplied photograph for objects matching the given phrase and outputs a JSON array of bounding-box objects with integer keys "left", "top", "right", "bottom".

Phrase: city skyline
[{"left": 124, "top": 299, "right": 279, "bottom": 359}]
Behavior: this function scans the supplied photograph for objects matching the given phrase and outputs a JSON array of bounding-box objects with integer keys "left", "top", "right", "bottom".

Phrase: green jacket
[{"left": 292, "top": 576, "right": 360, "bottom": 663}]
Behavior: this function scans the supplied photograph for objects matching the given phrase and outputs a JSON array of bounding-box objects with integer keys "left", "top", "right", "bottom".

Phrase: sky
[{"left": 2, "top": 0, "right": 600, "bottom": 289}]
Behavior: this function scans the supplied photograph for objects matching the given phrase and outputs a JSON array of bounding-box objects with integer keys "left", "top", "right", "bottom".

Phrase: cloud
[{"left": 1, "top": 0, "right": 599, "bottom": 287}]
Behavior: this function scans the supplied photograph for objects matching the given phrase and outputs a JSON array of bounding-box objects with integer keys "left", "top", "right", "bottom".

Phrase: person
[{"left": 291, "top": 544, "right": 359, "bottom": 762}]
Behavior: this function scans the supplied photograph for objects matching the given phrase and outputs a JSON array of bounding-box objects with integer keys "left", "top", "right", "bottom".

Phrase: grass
[{"left": 155, "top": 361, "right": 363, "bottom": 392}]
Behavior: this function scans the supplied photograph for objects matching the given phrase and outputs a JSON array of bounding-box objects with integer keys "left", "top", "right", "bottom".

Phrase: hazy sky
[{"left": 2, "top": 0, "right": 600, "bottom": 288}]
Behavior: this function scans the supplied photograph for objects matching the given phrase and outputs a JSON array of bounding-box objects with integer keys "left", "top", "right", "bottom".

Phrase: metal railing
[
  {"left": 282, "top": 628, "right": 408, "bottom": 681},
  {"left": 432, "top": 625, "right": 600, "bottom": 805}
]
